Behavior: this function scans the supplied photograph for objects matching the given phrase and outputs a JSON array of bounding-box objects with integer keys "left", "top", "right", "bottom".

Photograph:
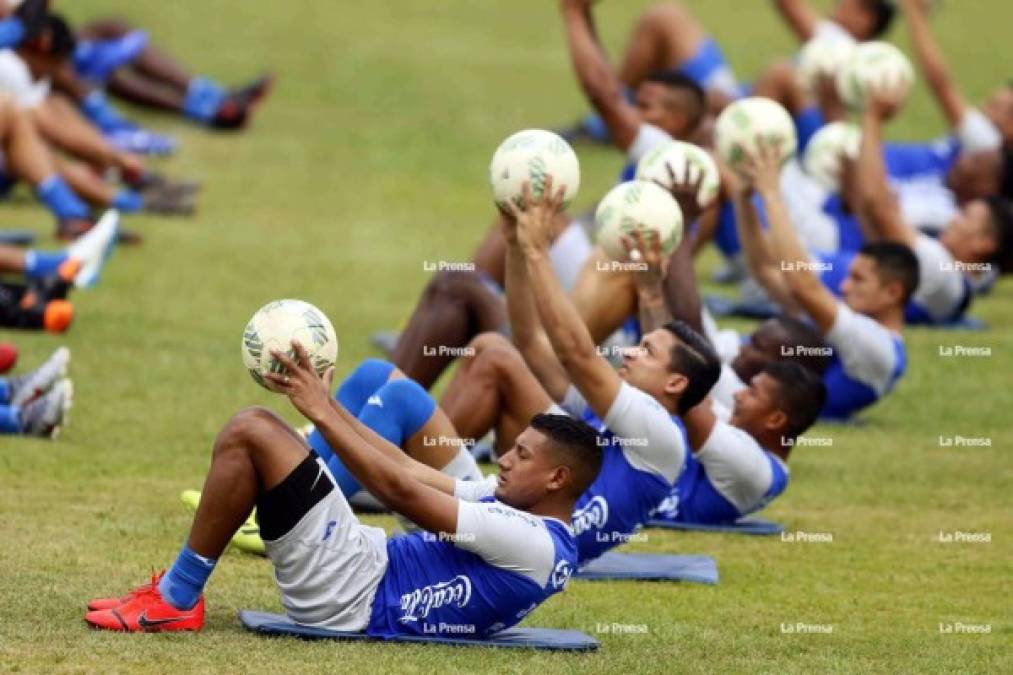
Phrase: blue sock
[
  {"left": 23, "top": 250, "right": 69, "bottom": 280},
  {"left": 112, "top": 189, "right": 144, "bottom": 212},
  {"left": 36, "top": 175, "right": 90, "bottom": 221},
  {"left": 183, "top": 77, "right": 227, "bottom": 122},
  {"left": 158, "top": 544, "right": 217, "bottom": 610},
  {"left": 0, "top": 378, "right": 9, "bottom": 404},
  {"left": 0, "top": 17, "right": 25, "bottom": 50},
  {"left": 0, "top": 404, "right": 21, "bottom": 433},
  {"left": 310, "top": 375, "right": 436, "bottom": 497},
  {"left": 81, "top": 90, "right": 136, "bottom": 133}
]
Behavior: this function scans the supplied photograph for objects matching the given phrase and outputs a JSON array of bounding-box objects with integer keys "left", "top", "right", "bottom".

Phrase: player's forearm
[
  {"left": 525, "top": 247, "right": 598, "bottom": 372},
  {"left": 772, "top": 0, "right": 817, "bottom": 41},
  {"left": 561, "top": 5, "right": 625, "bottom": 125},
  {"left": 660, "top": 236, "right": 702, "bottom": 333},
  {"left": 857, "top": 111, "right": 913, "bottom": 244},
  {"left": 636, "top": 286, "right": 672, "bottom": 334},
  {"left": 732, "top": 192, "right": 783, "bottom": 295},
  {"left": 900, "top": 0, "right": 964, "bottom": 127},
  {"left": 326, "top": 398, "right": 456, "bottom": 495},
  {"left": 757, "top": 185, "right": 824, "bottom": 301}
]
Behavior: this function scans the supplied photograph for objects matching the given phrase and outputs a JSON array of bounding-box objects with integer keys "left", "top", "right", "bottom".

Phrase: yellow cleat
[{"left": 180, "top": 490, "right": 266, "bottom": 556}]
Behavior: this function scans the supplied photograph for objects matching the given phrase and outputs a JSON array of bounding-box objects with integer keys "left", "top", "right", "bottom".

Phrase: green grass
[{"left": 2, "top": 1, "right": 1011, "bottom": 672}]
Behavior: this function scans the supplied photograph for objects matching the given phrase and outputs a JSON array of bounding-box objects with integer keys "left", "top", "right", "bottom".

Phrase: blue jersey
[
  {"left": 652, "top": 421, "right": 789, "bottom": 524},
  {"left": 560, "top": 383, "right": 687, "bottom": 565},
  {"left": 367, "top": 497, "right": 576, "bottom": 638}
]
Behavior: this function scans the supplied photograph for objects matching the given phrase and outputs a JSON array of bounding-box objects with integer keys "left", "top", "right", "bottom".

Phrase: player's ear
[
  {"left": 765, "top": 409, "right": 788, "bottom": 434},
  {"left": 547, "top": 464, "right": 570, "bottom": 493},
  {"left": 664, "top": 372, "right": 688, "bottom": 398}
]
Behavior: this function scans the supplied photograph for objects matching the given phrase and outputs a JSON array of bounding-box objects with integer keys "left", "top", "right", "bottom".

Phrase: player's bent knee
[
  {"left": 214, "top": 406, "right": 284, "bottom": 452},
  {"left": 467, "top": 331, "right": 513, "bottom": 358}
]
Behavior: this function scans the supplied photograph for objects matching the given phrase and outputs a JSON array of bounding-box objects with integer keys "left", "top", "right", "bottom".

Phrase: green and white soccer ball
[
  {"left": 489, "top": 129, "right": 580, "bottom": 211},
  {"left": 714, "top": 97, "right": 798, "bottom": 174},
  {"left": 241, "top": 299, "right": 339, "bottom": 391},
  {"left": 836, "top": 41, "right": 915, "bottom": 109},
  {"left": 635, "top": 140, "right": 721, "bottom": 209},
  {"left": 796, "top": 36, "right": 856, "bottom": 94},
  {"left": 595, "top": 181, "right": 684, "bottom": 261},
  {"left": 803, "top": 121, "right": 861, "bottom": 191}
]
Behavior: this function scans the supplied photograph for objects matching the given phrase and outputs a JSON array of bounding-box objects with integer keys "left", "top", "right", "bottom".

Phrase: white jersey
[
  {"left": 626, "top": 123, "right": 673, "bottom": 165},
  {"left": 908, "top": 233, "right": 969, "bottom": 324},
  {"left": 0, "top": 49, "right": 48, "bottom": 108},
  {"left": 653, "top": 420, "right": 790, "bottom": 524},
  {"left": 780, "top": 159, "right": 841, "bottom": 253},
  {"left": 812, "top": 20, "right": 856, "bottom": 44},
  {"left": 821, "top": 303, "right": 906, "bottom": 419}
]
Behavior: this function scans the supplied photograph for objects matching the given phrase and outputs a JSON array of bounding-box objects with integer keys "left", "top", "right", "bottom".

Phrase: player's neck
[
  {"left": 870, "top": 305, "right": 905, "bottom": 333},
  {"left": 755, "top": 429, "right": 790, "bottom": 461},
  {"left": 527, "top": 496, "right": 578, "bottom": 526}
]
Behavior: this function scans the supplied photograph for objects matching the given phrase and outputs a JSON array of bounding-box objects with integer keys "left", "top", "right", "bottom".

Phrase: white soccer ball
[
  {"left": 803, "top": 121, "right": 861, "bottom": 191},
  {"left": 595, "top": 181, "right": 684, "bottom": 261},
  {"left": 796, "top": 36, "right": 856, "bottom": 94},
  {"left": 836, "top": 41, "right": 915, "bottom": 109},
  {"left": 714, "top": 97, "right": 798, "bottom": 174},
  {"left": 241, "top": 299, "right": 339, "bottom": 391},
  {"left": 489, "top": 129, "right": 580, "bottom": 211},
  {"left": 634, "top": 140, "right": 721, "bottom": 210}
]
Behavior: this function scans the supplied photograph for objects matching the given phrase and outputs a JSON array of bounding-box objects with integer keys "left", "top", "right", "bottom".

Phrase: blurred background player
[{"left": 0, "top": 345, "right": 72, "bottom": 438}]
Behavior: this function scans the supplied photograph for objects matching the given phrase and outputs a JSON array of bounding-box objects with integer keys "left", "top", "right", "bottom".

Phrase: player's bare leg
[
  {"left": 440, "top": 333, "right": 553, "bottom": 455},
  {"left": 618, "top": 1, "right": 709, "bottom": 88}
]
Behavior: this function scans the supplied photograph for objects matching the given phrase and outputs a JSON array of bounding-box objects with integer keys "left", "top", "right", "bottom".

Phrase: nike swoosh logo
[
  {"left": 138, "top": 611, "right": 192, "bottom": 629},
  {"left": 310, "top": 464, "right": 325, "bottom": 492}
]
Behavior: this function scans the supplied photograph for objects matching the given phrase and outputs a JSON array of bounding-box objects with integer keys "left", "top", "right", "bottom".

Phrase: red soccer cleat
[
  {"left": 85, "top": 574, "right": 204, "bottom": 632},
  {"left": 87, "top": 571, "right": 163, "bottom": 611}
]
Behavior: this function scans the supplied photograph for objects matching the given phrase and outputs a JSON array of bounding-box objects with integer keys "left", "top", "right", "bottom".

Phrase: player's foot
[
  {"left": 87, "top": 571, "right": 163, "bottom": 612},
  {"left": 369, "top": 330, "right": 400, "bottom": 355},
  {"left": 209, "top": 96, "right": 249, "bottom": 130},
  {"left": 8, "top": 346, "right": 69, "bottom": 407},
  {"left": 233, "top": 73, "right": 274, "bottom": 106},
  {"left": 84, "top": 577, "right": 204, "bottom": 632},
  {"left": 141, "top": 185, "right": 196, "bottom": 216},
  {"left": 181, "top": 490, "right": 265, "bottom": 555},
  {"left": 20, "top": 378, "right": 72, "bottom": 438},
  {"left": 66, "top": 210, "right": 119, "bottom": 288}
]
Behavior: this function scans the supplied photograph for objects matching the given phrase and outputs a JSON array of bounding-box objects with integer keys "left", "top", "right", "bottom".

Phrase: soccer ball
[
  {"left": 714, "top": 97, "right": 798, "bottom": 174},
  {"left": 796, "top": 36, "right": 856, "bottom": 94},
  {"left": 634, "top": 140, "right": 721, "bottom": 209},
  {"left": 241, "top": 299, "right": 339, "bottom": 391},
  {"left": 595, "top": 181, "right": 684, "bottom": 261},
  {"left": 836, "top": 41, "right": 915, "bottom": 109},
  {"left": 489, "top": 129, "right": 580, "bottom": 211},
  {"left": 803, "top": 121, "right": 861, "bottom": 191}
]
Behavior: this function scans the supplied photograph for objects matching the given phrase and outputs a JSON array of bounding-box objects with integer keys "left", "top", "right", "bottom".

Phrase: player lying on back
[
  {"left": 85, "top": 343, "right": 601, "bottom": 635},
  {"left": 734, "top": 139, "right": 918, "bottom": 421},
  {"left": 0, "top": 346, "right": 71, "bottom": 438},
  {"left": 848, "top": 83, "right": 1013, "bottom": 325}
]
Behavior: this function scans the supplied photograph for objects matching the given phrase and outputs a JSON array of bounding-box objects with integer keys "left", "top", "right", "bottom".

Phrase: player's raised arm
[
  {"left": 743, "top": 141, "right": 838, "bottom": 332},
  {"left": 559, "top": 0, "right": 643, "bottom": 151},
  {"left": 899, "top": 0, "right": 966, "bottom": 130},
  {"left": 771, "top": 0, "right": 820, "bottom": 42},
  {"left": 267, "top": 344, "right": 459, "bottom": 537},
  {"left": 502, "top": 209, "right": 573, "bottom": 401},
  {"left": 857, "top": 84, "right": 918, "bottom": 248},
  {"left": 508, "top": 179, "right": 623, "bottom": 420}
]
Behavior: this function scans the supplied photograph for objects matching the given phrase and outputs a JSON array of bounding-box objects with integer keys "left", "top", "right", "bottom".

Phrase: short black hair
[
  {"left": 861, "top": 0, "right": 896, "bottom": 39},
  {"left": 858, "top": 241, "right": 920, "bottom": 303},
  {"left": 985, "top": 196, "right": 1013, "bottom": 274},
  {"left": 763, "top": 361, "right": 827, "bottom": 440},
  {"left": 529, "top": 413, "right": 603, "bottom": 498},
  {"left": 644, "top": 70, "right": 707, "bottom": 133},
  {"left": 43, "top": 14, "right": 76, "bottom": 58},
  {"left": 660, "top": 320, "right": 721, "bottom": 414},
  {"left": 772, "top": 316, "right": 833, "bottom": 375},
  {"left": 1000, "top": 146, "right": 1013, "bottom": 201}
]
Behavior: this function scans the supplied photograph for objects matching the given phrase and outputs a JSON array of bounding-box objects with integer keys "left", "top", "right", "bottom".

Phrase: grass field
[{"left": 1, "top": 1, "right": 1011, "bottom": 672}]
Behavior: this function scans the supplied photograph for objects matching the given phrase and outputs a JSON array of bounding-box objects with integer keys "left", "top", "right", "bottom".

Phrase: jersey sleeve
[
  {"left": 0, "top": 51, "right": 49, "bottom": 108},
  {"left": 825, "top": 303, "right": 901, "bottom": 395},
  {"left": 911, "top": 233, "right": 965, "bottom": 322},
  {"left": 455, "top": 501, "right": 559, "bottom": 587},
  {"left": 602, "top": 382, "right": 686, "bottom": 483},
  {"left": 626, "top": 123, "right": 673, "bottom": 164},
  {"left": 557, "top": 385, "right": 589, "bottom": 417},
  {"left": 453, "top": 475, "right": 497, "bottom": 502},
  {"left": 694, "top": 421, "right": 776, "bottom": 513},
  {"left": 955, "top": 108, "right": 1002, "bottom": 154}
]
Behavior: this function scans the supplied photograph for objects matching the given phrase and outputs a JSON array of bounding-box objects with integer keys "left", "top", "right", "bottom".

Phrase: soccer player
[
  {"left": 0, "top": 345, "right": 71, "bottom": 438},
  {"left": 845, "top": 83, "right": 1013, "bottom": 325},
  {"left": 559, "top": 0, "right": 708, "bottom": 163},
  {"left": 734, "top": 139, "right": 918, "bottom": 420},
  {"left": 85, "top": 342, "right": 601, "bottom": 636},
  {"left": 71, "top": 16, "right": 272, "bottom": 130},
  {"left": 773, "top": 0, "right": 897, "bottom": 45}
]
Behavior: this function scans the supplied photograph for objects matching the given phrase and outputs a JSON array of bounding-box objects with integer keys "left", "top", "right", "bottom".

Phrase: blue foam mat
[
  {"left": 0, "top": 230, "right": 36, "bottom": 246},
  {"left": 646, "top": 517, "right": 784, "bottom": 536},
  {"left": 238, "top": 610, "right": 599, "bottom": 651},
  {"left": 577, "top": 552, "right": 718, "bottom": 584}
]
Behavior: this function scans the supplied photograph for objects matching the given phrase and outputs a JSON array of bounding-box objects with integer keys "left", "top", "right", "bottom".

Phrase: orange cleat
[
  {"left": 87, "top": 571, "right": 163, "bottom": 612},
  {"left": 85, "top": 575, "right": 204, "bottom": 633},
  {"left": 43, "top": 300, "right": 74, "bottom": 333}
]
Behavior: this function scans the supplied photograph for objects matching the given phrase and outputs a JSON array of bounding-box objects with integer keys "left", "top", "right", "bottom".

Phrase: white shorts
[
  {"left": 0, "top": 50, "right": 48, "bottom": 108},
  {"left": 262, "top": 458, "right": 389, "bottom": 630}
]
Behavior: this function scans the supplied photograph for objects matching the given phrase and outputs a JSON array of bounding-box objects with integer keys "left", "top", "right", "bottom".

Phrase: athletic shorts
[{"left": 258, "top": 454, "right": 389, "bottom": 630}]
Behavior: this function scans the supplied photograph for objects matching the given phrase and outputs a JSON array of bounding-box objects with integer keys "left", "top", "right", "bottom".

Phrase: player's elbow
[{"left": 374, "top": 472, "right": 420, "bottom": 514}]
